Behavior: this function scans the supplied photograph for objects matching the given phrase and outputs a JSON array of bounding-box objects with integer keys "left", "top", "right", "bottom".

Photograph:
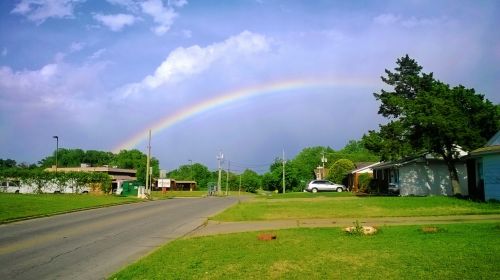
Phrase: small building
[
  {"left": 468, "top": 131, "right": 500, "bottom": 201},
  {"left": 45, "top": 164, "right": 137, "bottom": 193},
  {"left": 348, "top": 162, "right": 380, "bottom": 192},
  {"left": 157, "top": 178, "right": 197, "bottom": 191},
  {"left": 372, "top": 154, "right": 468, "bottom": 196}
]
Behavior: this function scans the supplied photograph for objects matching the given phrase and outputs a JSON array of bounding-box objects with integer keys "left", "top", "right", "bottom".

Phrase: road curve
[{"left": 0, "top": 197, "right": 238, "bottom": 280}]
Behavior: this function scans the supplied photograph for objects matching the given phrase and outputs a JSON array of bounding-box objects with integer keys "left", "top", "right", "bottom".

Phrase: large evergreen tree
[{"left": 365, "top": 55, "right": 499, "bottom": 195}]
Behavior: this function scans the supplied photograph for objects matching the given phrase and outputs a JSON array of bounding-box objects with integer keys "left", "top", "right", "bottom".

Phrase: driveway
[{"left": 0, "top": 197, "right": 238, "bottom": 280}]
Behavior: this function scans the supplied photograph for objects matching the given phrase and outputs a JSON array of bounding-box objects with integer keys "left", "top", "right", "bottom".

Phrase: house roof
[
  {"left": 486, "top": 130, "right": 500, "bottom": 146},
  {"left": 371, "top": 154, "right": 447, "bottom": 170},
  {"left": 470, "top": 130, "right": 500, "bottom": 156},
  {"left": 45, "top": 166, "right": 136, "bottom": 174},
  {"left": 350, "top": 162, "right": 380, "bottom": 174}
]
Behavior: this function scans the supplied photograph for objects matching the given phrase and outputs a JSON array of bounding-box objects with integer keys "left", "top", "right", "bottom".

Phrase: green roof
[
  {"left": 470, "top": 145, "right": 500, "bottom": 156},
  {"left": 470, "top": 130, "right": 500, "bottom": 156}
]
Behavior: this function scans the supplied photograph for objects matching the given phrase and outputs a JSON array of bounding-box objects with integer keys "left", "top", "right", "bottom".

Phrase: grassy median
[
  {"left": 213, "top": 196, "right": 500, "bottom": 221},
  {"left": 0, "top": 193, "right": 140, "bottom": 223},
  {"left": 110, "top": 223, "right": 500, "bottom": 280}
]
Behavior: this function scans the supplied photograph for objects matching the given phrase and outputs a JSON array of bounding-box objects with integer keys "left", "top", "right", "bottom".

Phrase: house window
[{"left": 389, "top": 169, "right": 399, "bottom": 184}]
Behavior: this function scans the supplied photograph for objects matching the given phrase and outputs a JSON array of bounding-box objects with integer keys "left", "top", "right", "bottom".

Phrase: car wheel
[
  {"left": 336, "top": 187, "right": 343, "bottom": 192},
  {"left": 15, "top": 190, "right": 20, "bottom": 194},
  {"left": 312, "top": 188, "right": 318, "bottom": 193}
]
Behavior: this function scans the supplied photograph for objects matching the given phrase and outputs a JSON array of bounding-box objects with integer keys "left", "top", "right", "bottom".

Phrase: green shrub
[
  {"left": 358, "top": 173, "right": 372, "bottom": 193},
  {"left": 327, "top": 159, "right": 355, "bottom": 184}
]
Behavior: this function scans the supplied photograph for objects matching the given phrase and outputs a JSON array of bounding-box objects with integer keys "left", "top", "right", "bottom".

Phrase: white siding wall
[
  {"left": 399, "top": 162, "right": 468, "bottom": 196},
  {"left": 483, "top": 154, "right": 500, "bottom": 201}
]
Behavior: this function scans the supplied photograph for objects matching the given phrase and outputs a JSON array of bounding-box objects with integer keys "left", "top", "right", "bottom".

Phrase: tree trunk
[{"left": 444, "top": 158, "right": 462, "bottom": 196}]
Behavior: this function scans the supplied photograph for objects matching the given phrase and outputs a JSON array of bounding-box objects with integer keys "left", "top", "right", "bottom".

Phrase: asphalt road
[{"left": 0, "top": 197, "right": 238, "bottom": 280}]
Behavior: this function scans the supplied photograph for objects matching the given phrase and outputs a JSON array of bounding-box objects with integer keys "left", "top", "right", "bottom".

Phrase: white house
[
  {"left": 372, "top": 154, "right": 468, "bottom": 196},
  {"left": 469, "top": 131, "right": 500, "bottom": 201}
]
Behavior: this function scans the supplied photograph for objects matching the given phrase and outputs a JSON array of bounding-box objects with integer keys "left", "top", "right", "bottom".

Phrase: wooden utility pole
[
  {"left": 146, "top": 130, "right": 151, "bottom": 198},
  {"left": 282, "top": 149, "right": 286, "bottom": 194},
  {"left": 226, "top": 161, "right": 230, "bottom": 196}
]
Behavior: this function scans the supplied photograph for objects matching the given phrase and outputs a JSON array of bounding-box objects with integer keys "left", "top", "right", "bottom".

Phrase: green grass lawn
[
  {"left": 0, "top": 193, "right": 140, "bottom": 223},
  {"left": 110, "top": 223, "right": 500, "bottom": 280},
  {"left": 213, "top": 196, "right": 500, "bottom": 221},
  {"left": 152, "top": 190, "right": 208, "bottom": 199},
  {"left": 151, "top": 190, "right": 255, "bottom": 199},
  {"left": 255, "top": 191, "right": 354, "bottom": 199}
]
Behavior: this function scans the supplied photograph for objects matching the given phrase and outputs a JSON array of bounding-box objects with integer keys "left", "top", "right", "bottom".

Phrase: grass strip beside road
[
  {"left": 255, "top": 191, "right": 354, "bottom": 199},
  {"left": 0, "top": 193, "right": 140, "bottom": 223},
  {"left": 110, "top": 223, "right": 500, "bottom": 280},
  {"left": 152, "top": 190, "right": 256, "bottom": 200},
  {"left": 152, "top": 190, "right": 208, "bottom": 199},
  {"left": 213, "top": 196, "right": 500, "bottom": 221}
]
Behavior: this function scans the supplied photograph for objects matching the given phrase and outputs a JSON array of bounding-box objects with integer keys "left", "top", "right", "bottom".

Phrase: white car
[{"left": 305, "top": 180, "right": 347, "bottom": 193}]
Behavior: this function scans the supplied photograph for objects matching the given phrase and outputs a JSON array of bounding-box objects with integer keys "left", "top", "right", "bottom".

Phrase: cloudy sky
[{"left": 1, "top": 0, "right": 499, "bottom": 171}]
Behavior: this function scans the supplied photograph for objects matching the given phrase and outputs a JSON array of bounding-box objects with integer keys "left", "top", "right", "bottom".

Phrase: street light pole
[{"left": 52, "top": 136, "right": 59, "bottom": 173}]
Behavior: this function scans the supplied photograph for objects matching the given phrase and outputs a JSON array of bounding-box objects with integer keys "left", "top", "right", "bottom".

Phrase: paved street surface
[{"left": 0, "top": 197, "right": 238, "bottom": 280}]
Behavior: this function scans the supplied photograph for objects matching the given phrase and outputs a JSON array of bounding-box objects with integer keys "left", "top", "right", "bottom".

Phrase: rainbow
[{"left": 112, "top": 76, "right": 378, "bottom": 152}]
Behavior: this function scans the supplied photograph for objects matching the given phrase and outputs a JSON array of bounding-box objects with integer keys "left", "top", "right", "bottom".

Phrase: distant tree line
[
  {"left": 165, "top": 139, "right": 380, "bottom": 193},
  {"left": 1, "top": 139, "right": 379, "bottom": 193}
]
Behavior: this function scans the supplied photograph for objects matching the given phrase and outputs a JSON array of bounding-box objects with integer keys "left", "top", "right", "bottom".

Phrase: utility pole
[
  {"left": 239, "top": 173, "right": 242, "bottom": 201},
  {"left": 321, "top": 151, "right": 327, "bottom": 179},
  {"left": 282, "top": 149, "right": 286, "bottom": 194},
  {"left": 226, "top": 160, "right": 230, "bottom": 196},
  {"left": 188, "top": 159, "right": 193, "bottom": 191},
  {"left": 52, "top": 136, "right": 59, "bottom": 173},
  {"left": 188, "top": 159, "right": 193, "bottom": 180},
  {"left": 146, "top": 129, "right": 151, "bottom": 197},
  {"left": 217, "top": 152, "right": 224, "bottom": 196}
]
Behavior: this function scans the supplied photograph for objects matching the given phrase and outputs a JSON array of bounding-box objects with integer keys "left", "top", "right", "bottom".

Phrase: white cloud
[
  {"left": 182, "top": 29, "right": 192, "bottom": 38},
  {"left": 93, "top": 13, "right": 136, "bottom": 31},
  {"left": 141, "top": 0, "right": 177, "bottom": 35},
  {"left": 121, "top": 31, "right": 270, "bottom": 97},
  {"left": 89, "top": 48, "right": 106, "bottom": 60},
  {"left": 106, "top": 0, "right": 139, "bottom": 12},
  {"left": 11, "top": 0, "right": 82, "bottom": 24},
  {"left": 374, "top": 13, "right": 446, "bottom": 28},
  {"left": 0, "top": 60, "right": 108, "bottom": 108},
  {"left": 106, "top": 0, "right": 135, "bottom": 6},
  {"left": 169, "top": 0, "right": 187, "bottom": 8},
  {"left": 373, "top": 13, "right": 401, "bottom": 25},
  {"left": 69, "top": 41, "right": 84, "bottom": 52}
]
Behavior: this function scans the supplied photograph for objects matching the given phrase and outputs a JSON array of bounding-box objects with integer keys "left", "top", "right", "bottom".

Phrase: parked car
[{"left": 305, "top": 180, "right": 347, "bottom": 193}]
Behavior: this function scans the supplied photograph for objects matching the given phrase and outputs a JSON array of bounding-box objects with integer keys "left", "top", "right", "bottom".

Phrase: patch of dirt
[
  {"left": 258, "top": 233, "right": 277, "bottom": 241},
  {"left": 344, "top": 225, "right": 378, "bottom": 235}
]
